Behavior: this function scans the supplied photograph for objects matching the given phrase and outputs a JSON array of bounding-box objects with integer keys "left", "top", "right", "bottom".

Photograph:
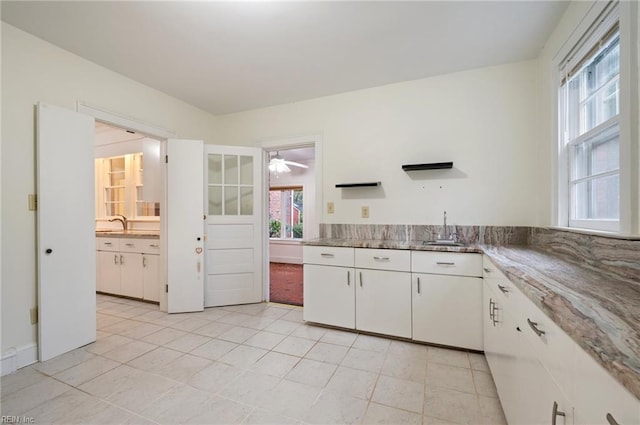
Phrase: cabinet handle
[
  {"left": 347, "top": 270, "right": 350, "bottom": 286},
  {"left": 606, "top": 413, "right": 620, "bottom": 425},
  {"left": 417, "top": 277, "right": 421, "bottom": 294},
  {"left": 320, "top": 253, "right": 335, "bottom": 258},
  {"left": 498, "top": 284, "right": 509, "bottom": 294},
  {"left": 373, "top": 256, "right": 389, "bottom": 261},
  {"left": 436, "top": 261, "right": 455, "bottom": 266},
  {"left": 551, "top": 401, "right": 565, "bottom": 425},
  {"left": 489, "top": 298, "right": 495, "bottom": 322},
  {"left": 359, "top": 272, "right": 363, "bottom": 287},
  {"left": 527, "top": 318, "right": 545, "bottom": 337},
  {"left": 125, "top": 243, "right": 134, "bottom": 247},
  {"left": 483, "top": 267, "right": 492, "bottom": 273},
  {"left": 149, "top": 244, "right": 159, "bottom": 248},
  {"left": 120, "top": 255, "right": 124, "bottom": 265},
  {"left": 114, "top": 254, "right": 118, "bottom": 265},
  {"left": 104, "top": 242, "right": 112, "bottom": 246},
  {"left": 143, "top": 256, "right": 147, "bottom": 267}
]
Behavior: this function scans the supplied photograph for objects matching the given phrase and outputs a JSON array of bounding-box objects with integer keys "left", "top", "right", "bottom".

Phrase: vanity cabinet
[
  {"left": 96, "top": 236, "right": 160, "bottom": 302},
  {"left": 411, "top": 251, "right": 482, "bottom": 350}
]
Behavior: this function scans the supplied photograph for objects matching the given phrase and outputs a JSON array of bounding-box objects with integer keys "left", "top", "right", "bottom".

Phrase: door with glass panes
[{"left": 205, "top": 145, "right": 263, "bottom": 307}]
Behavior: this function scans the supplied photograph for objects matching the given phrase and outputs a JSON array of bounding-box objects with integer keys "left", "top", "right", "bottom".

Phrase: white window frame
[
  {"left": 553, "top": 0, "right": 638, "bottom": 235},
  {"left": 269, "top": 186, "right": 304, "bottom": 240}
]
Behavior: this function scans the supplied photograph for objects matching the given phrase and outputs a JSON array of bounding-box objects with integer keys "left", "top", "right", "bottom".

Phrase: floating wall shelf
[
  {"left": 335, "top": 182, "right": 381, "bottom": 188},
  {"left": 402, "top": 162, "right": 453, "bottom": 171}
]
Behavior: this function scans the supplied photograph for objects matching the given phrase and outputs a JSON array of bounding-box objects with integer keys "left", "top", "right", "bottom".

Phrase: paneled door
[
  {"left": 37, "top": 102, "right": 96, "bottom": 361},
  {"left": 204, "top": 146, "right": 263, "bottom": 307}
]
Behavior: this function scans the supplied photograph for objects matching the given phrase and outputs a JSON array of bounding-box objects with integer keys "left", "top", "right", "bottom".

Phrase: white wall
[
  {"left": 269, "top": 159, "right": 315, "bottom": 263},
  {"left": 1, "top": 23, "right": 220, "bottom": 354},
  {"left": 217, "top": 60, "right": 542, "bottom": 227}
]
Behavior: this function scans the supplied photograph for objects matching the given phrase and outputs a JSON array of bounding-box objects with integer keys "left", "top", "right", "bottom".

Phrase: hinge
[
  {"left": 28, "top": 194, "right": 37, "bottom": 211},
  {"left": 165, "top": 284, "right": 168, "bottom": 293},
  {"left": 165, "top": 155, "right": 168, "bottom": 164},
  {"left": 30, "top": 307, "right": 38, "bottom": 325}
]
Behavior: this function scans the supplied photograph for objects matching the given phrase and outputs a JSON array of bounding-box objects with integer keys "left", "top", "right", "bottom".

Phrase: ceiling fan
[{"left": 269, "top": 152, "right": 309, "bottom": 174}]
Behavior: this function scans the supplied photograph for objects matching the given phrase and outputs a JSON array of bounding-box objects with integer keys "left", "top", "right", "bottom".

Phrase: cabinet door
[
  {"left": 303, "top": 264, "right": 355, "bottom": 329},
  {"left": 413, "top": 273, "right": 482, "bottom": 350},
  {"left": 97, "top": 251, "right": 121, "bottom": 295},
  {"left": 142, "top": 254, "right": 160, "bottom": 302},
  {"left": 119, "top": 253, "right": 143, "bottom": 298},
  {"left": 356, "top": 269, "right": 411, "bottom": 338}
]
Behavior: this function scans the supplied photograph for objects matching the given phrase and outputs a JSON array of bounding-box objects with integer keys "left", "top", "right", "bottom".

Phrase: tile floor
[{"left": 1, "top": 294, "right": 507, "bottom": 424}]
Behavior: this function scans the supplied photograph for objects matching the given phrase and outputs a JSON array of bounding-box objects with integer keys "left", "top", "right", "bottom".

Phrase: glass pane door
[{"left": 208, "top": 153, "right": 253, "bottom": 216}]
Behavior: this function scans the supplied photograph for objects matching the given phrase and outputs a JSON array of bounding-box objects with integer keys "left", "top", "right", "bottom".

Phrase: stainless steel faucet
[
  {"left": 443, "top": 211, "right": 448, "bottom": 240},
  {"left": 108, "top": 214, "right": 127, "bottom": 231}
]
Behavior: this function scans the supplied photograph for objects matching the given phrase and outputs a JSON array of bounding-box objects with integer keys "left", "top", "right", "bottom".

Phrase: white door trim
[
  {"left": 77, "top": 101, "right": 176, "bottom": 139},
  {"left": 260, "top": 134, "right": 323, "bottom": 302}
]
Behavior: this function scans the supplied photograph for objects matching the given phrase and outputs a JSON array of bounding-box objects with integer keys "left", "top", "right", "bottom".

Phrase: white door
[
  {"left": 37, "top": 102, "right": 96, "bottom": 361},
  {"left": 166, "top": 139, "right": 205, "bottom": 313},
  {"left": 204, "top": 145, "right": 263, "bottom": 307}
]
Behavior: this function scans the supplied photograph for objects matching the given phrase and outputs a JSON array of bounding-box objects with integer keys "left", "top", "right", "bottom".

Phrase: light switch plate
[
  {"left": 327, "top": 202, "right": 334, "bottom": 214},
  {"left": 361, "top": 206, "right": 370, "bottom": 218}
]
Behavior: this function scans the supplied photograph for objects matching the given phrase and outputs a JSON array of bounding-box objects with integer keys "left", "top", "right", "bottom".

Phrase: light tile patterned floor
[{"left": 0, "top": 294, "right": 507, "bottom": 424}]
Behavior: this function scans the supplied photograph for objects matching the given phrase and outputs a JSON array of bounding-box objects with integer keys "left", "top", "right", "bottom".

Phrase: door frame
[
  {"left": 76, "top": 102, "right": 176, "bottom": 312},
  {"left": 260, "top": 135, "right": 323, "bottom": 302}
]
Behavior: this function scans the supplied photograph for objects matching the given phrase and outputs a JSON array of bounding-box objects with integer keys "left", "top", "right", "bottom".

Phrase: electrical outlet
[
  {"left": 327, "top": 202, "right": 335, "bottom": 214},
  {"left": 30, "top": 307, "right": 38, "bottom": 325},
  {"left": 361, "top": 206, "right": 370, "bottom": 219}
]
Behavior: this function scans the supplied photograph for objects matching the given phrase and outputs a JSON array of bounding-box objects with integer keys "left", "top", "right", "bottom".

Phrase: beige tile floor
[{"left": 1, "top": 294, "right": 507, "bottom": 425}]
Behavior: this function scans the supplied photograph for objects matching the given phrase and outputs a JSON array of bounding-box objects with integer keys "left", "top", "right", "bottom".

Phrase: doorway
[{"left": 266, "top": 146, "right": 316, "bottom": 305}]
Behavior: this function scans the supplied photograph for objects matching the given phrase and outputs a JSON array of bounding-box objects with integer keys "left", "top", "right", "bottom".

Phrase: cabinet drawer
[
  {"left": 355, "top": 248, "right": 410, "bottom": 271},
  {"left": 119, "top": 238, "right": 145, "bottom": 253},
  {"left": 303, "top": 246, "right": 354, "bottom": 267},
  {"left": 96, "top": 238, "right": 119, "bottom": 251},
  {"left": 139, "top": 239, "right": 160, "bottom": 254},
  {"left": 412, "top": 251, "right": 481, "bottom": 277}
]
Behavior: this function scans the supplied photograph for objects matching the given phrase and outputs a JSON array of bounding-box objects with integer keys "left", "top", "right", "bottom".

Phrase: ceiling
[{"left": 2, "top": 1, "right": 569, "bottom": 116}]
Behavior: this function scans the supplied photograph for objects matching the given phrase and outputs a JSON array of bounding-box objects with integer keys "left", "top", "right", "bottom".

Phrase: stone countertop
[
  {"left": 96, "top": 230, "right": 160, "bottom": 239},
  {"left": 303, "top": 238, "right": 483, "bottom": 253},
  {"left": 304, "top": 238, "right": 640, "bottom": 400}
]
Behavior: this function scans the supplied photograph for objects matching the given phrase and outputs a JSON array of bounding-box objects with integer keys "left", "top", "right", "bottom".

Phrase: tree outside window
[{"left": 269, "top": 187, "right": 303, "bottom": 239}]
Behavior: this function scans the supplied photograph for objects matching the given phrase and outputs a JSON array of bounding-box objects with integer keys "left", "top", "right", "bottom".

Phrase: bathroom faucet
[
  {"left": 108, "top": 214, "right": 127, "bottom": 231},
  {"left": 443, "top": 211, "right": 448, "bottom": 240}
]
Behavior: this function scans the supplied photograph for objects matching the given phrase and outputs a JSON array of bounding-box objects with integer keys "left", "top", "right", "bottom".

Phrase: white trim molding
[{"left": 1, "top": 343, "right": 38, "bottom": 376}]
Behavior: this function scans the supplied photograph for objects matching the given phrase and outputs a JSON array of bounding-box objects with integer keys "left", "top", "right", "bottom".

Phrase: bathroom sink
[{"left": 423, "top": 240, "right": 466, "bottom": 247}]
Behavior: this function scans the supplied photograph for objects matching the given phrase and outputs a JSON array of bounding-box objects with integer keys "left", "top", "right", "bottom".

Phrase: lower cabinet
[
  {"left": 412, "top": 273, "right": 482, "bottom": 350},
  {"left": 356, "top": 269, "right": 411, "bottom": 338},
  {"left": 96, "top": 237, "right": 160, "bottom": 302},
  {"left": 303, "top": 264, "right": 355, "bottom": 329}
]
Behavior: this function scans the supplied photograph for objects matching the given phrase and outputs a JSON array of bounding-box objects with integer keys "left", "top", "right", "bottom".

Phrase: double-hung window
[
  {"left": 269, "top": 187, "right": 303, "bottom": 239},
  {"left": 559, "top": 6, "right": 620, "bottom": 232}
]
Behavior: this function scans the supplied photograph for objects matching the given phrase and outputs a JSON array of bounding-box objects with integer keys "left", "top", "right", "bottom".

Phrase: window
[
  {"left": 269, "top": 187, "right": 303, "bottom": 239},
  {"left": 559, "top": 8, "right": 620, "bottom": 232}
]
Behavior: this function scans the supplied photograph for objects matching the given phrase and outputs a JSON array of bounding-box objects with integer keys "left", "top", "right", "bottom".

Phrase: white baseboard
[{"left": 1, "top": 343, "right": 38, "bottom": 376}]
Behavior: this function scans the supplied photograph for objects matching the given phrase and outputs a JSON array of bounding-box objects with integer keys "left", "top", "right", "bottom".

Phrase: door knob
[{"left": 45, "top": 248, "right": 53, "bottom": 254}]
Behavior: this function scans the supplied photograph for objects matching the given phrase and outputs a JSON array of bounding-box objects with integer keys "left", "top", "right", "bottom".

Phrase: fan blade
[{"left": 283, "top": 160, "right": 309, "bottom": 169}]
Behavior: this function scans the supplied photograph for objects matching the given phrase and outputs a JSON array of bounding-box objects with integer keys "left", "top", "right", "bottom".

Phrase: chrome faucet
[
  {"left": 108, "top": 214, "right": 127, "bottom": 231},
  {"left": 443, "top": 211, "right": 448, "bottom": 240}
]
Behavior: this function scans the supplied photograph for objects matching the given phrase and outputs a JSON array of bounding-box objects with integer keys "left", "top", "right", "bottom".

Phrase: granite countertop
[
  {"left": 304, "top": 238, "right": 640, "bottom": 400},
  {"left": 96, "top": 230, "right": 160, "bottom": 239}
]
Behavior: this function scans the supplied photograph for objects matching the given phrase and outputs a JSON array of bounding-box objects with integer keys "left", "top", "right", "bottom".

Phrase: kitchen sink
[{"left": 423, "top": 240, "right": 466, "bottom": 247}]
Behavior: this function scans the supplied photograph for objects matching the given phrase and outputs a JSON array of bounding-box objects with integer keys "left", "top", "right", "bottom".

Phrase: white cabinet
[
  {"left": 304, "top": 263, "right": 355, "bottom": 328},
  {"left": 96, "top": 236, "right": 160, "bottom": 302},
  {"left": 411, "top": 251, "right": 482, "bottom": 350},
  {"left": 483, "top": 255, "right": 640, "bottom": 425},
  {"left": 355, "top": 268, "right": 411, "bottom": 338},
  {"left": 303, "top": 246, "right": 355, "bottom": 328}
]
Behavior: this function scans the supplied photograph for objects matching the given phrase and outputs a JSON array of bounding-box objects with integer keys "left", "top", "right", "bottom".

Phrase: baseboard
[{"left": 1, "top": 343, "right": 38, "bottom": 376}]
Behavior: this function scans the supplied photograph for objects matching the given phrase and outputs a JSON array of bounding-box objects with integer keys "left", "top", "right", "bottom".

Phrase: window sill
[
  {"left": 547, "top": 226, "right": 640, "bottom": 240},
  {"left": 269, "top": 239, "right": 303, "bottom": 245}
]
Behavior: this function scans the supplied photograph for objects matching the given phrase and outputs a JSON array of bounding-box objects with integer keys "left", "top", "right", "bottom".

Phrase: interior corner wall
[
  {"left": 217, "top": 60, "right": 542, "bottom": 227},
  {"left": 0, "top": 23, "right": 220, "bottom": 354}
]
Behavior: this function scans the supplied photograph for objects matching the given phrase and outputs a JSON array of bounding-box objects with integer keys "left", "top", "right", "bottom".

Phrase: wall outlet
[
  {"left": 30, "top": 307, "right": 38, "bottom": 325},
  {"left": 361, "top": 206, "right": 370, "bottom": 219},
  {"left": 327, "top": 202, "right": 335, "bottom": 214}
]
